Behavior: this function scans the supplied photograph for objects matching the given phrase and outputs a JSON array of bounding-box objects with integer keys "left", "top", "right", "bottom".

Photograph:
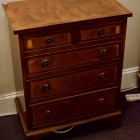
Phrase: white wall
[
  {"left": 0, "top": 0, "right": 16, "bottom": 97},
  {"left": 0, "top": 0, "right": 140, "bottom": 116},
  {"left": 117, "top": 0, "right": 140, "bottom": 69},
  {"left": 0, "top": 0, "right": 19, "bottom": 115}
]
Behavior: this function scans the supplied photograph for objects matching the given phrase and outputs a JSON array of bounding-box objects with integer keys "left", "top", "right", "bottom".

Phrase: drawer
[
  {"left": 31, "top": 88, "right": 117, "bottom": 127},
  {"left": 28, "top": 64, "right": 118, "bottom": 100},
  {"left": 79, "top": 23, "right": 121, "bottom": 42},
  {"left": 24, "top": 31, "right": 72, "bottom": 51},
  {"left": 26, "top": 43, "right": 120, "bottom": 75}
]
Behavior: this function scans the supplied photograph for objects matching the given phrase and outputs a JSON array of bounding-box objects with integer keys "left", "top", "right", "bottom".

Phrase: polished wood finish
[
  {"left": 28, "top": 64, "right": 118, "bottom": 100},
  {"left": 26, "top": 43, "right": 120, "bottom": 75},
  {"left": 24, "top": 31, "right": 72, "bottom": 51},
  {"left": 31, "top": 88, "right": 117, "bottom": 128},
  {"left": 3, "top": 0, "right": 132, "bottom": 139},
  {"left": 80, "top": 23, "right": 121, "bottom": 41},
  {"left": 2, "top": 0, "right": 131, "bottom": 34},
  {"left": 15, "top": 97, "right": 122, "bottom": 139}
]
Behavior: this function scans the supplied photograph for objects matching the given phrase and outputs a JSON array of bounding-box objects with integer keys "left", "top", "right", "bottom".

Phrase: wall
[
  {"left": 0, "top": 0, "right": 140, "bottom": 116},
  {"left": 117, "top": 0, "right": 140, "bottom": 69},
  {"left": 0, "top": 0, "right": 20, "bottom": 116}
]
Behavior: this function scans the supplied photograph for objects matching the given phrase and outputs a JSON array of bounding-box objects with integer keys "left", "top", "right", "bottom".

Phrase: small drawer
[
  {"left": 26, "top": 43, "right": 120, "bottom": 75},
  {"left": 24, "top": 31, "right": 72, "bottom": 51},
  {"left": 28, "top": 64, "right": 118, "bottom": 100},
  {"left": 31, "top": 88, "right": 117, "bottom": 127},
  {"left": 79, "top": 24, "right": 121, "bottom": 42}
]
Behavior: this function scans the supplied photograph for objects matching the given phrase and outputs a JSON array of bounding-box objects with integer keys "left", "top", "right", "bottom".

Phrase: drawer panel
[
  {"left": 80, "top": 24, "right": 121, "bottom": 41},
  {"left": 28, "top": 64, "right": 118, "bottom": 100},
  {"left": 31, "top": 88, "right": 117, "bottom": 127},
  {"left": 26, "top": 43, "right": 120, "bottom": 75},
  {"left": 24, "top": 31, "right": 72, "bottom": 51}
]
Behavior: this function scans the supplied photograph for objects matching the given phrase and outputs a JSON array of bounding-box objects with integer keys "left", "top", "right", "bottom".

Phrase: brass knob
[
  {"left": 42, "top": 60, "right": 49, "bottom": 67},
  {"left": 100, "top": 49, "right": 108, "bottom": 57},
  {"left": 99, "top": 98, "right": 104, "bottom": 105},
  {"left": 99, "top": 72, "right": 106, "bottom": 80},
  {"left": 98, "top": 29, "right": 104, "bottom": 36},
  {"left": 45, "top": 38, "right": 52, "bottom": 44},
  {"left": 45, "top": 110, "right": 52, "bottom": 116},
  {"left": 43, "top": 84, "right": 50, "bottom": 91}
]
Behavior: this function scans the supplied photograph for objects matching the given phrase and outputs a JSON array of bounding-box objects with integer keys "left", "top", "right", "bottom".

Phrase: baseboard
[
  {"left": 0, "top": 91, "right": 23, "bottom": 117},
  {"left": 121, "top": 67, "right": 139, "bottom": 91},
  {"left": 0, "top": 67, "right": 139, "bottom": 117}
]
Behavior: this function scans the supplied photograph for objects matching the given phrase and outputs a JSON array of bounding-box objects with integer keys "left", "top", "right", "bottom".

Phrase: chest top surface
[{"left": 3, "top": 0, "right": 132, "bottom": 34}]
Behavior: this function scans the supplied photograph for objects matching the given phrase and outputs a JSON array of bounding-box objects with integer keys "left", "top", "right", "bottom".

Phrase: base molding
[
  {"left": 0, "top": 91, "right": 23, "bottom": 117},
  {"left": 0, "top": 67, "right": 138, "bottom": 117},
  {"left": 121, "top": 67, "right": 138, "bottom": 91}
]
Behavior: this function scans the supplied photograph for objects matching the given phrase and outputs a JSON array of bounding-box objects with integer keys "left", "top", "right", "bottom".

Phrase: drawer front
[
  {"left": 80, "top": 24, "right": 121, "bottom": 41},
  {"left": 31, "top": 88, "right": 117, "bottom": 127},
  {"left": 28, "top": 64, "right": 118, "bottom": 100},
  {"left": 24, "top": 31, "right": 72, "bottom": 51},
  {"left": 26, "top": 43, "right": 120, "bottom": 75}
]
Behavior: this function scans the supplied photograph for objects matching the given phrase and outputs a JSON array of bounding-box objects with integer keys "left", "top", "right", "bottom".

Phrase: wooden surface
[
  {"left": 15, "top": 97, "right": 122, "bottom": 139},
  {"left": 25, "top": 31, "right": 72, "bottom": 51},
  {"left": 26, "top": 43, "right": 119, "bottom": 74},
  {"left": 31, "top": 88, "right": 117, "bottom": 127},
  {"left": 28, "top": 64, "right": 118, "bottom": 100},
  {"left": 2, "top": 0, "right": 132, "bottom": 34},
  {"left": 5, "top": 0, "right": 132, "bottom": 139}
]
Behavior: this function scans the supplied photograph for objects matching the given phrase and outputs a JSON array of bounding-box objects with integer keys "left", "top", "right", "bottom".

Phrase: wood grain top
[{"left": 2, "top": 0, "right": 132, "bottom": 34}]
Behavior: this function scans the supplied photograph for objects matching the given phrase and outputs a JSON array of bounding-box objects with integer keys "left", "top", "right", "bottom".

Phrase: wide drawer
[
  {"left": 31, "top": 88, "right": 117, "bottom": 128},
  {"left": 28, "top": 64, "right": 118, "bottom": 100},
  {"left": 79, "top": 23, "right": 121, "bottom": 42},
  {"left": 26, "top": 43, "right": 120, "bottom": 75},
  {"left": 24, "top": 31, "right": 72, "bottom": 51}
]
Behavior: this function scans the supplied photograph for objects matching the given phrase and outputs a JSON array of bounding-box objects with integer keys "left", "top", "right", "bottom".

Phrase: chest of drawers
[{"left": 3, "top": 0, "right": 132, "bottom": 139}]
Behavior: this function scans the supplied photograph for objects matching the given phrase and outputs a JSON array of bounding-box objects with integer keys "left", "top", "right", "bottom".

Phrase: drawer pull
[
  {"left": 99, "top": 98, "right": 105, "bottom": 105},
  {"left": 42, "top": 60, "right": 49, "bottom": 67},
  {"left": 99, "top": 72, "right": 106, "bottom": 80},
  {"left": 45, "top": 110, "right": 52, "bottom": 116},
  {"left": 98, "top": 29, "right": 104, "bottom": 36},
  {"left": 45, "top": 38, "right": 52, "bottom": 44},
  {"left": 100, "top": 49, "right": 108, "bottom": 57},
  {"left": 43, "top": 84, "right": 50, "bottom": 91}
]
